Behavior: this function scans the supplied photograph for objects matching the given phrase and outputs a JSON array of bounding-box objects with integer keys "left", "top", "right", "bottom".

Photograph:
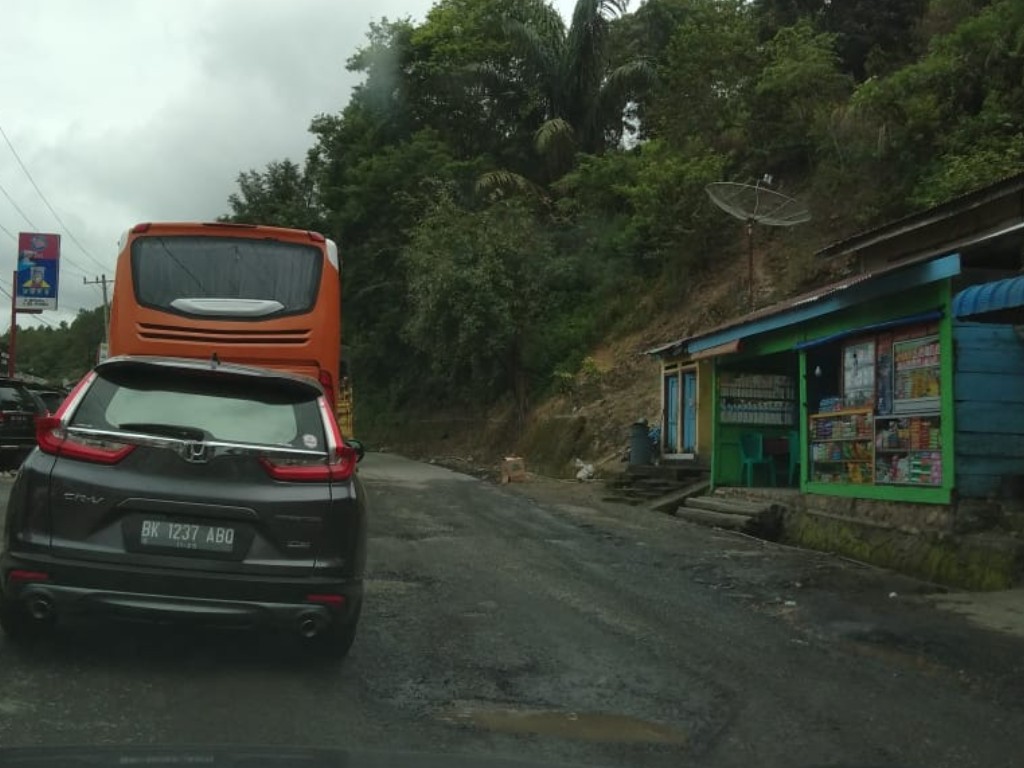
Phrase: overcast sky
[{"left": 0, "top": 0, "right": 577, "bottom": 329}]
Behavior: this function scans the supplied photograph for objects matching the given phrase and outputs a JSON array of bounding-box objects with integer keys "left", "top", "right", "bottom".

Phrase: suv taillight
[
  {"left": 36, "top": 416, "right": 135, "bottom": 465},
  {"left": 261, "top": 395, "right": 353, "bottom": 482},
  {"left": 260, "top": 445, "right": 357, "bottom": 483},
  {"left": 318, "top": 369, "right": 335, "bottom": 406}
]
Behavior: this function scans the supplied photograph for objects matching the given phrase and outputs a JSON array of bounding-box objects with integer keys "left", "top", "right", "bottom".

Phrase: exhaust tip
[
  {"left": 27, "top": 595, "right": 54, "bottom": 621},
  {"left": 297, "top": 612, "right": 325, "bottom": 639}
]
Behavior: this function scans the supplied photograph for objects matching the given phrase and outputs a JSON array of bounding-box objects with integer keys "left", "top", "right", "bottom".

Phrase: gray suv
[{"left": 0, "top": 356, "right": 366, "bottom": 658}]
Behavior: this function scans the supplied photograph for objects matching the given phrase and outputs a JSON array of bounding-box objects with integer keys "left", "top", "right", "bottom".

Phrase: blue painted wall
[{"left": 954, "top": 322, "right": 1024, "bottom": 498}]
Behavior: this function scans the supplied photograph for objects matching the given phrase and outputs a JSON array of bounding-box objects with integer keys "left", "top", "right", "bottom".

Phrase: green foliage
[
  {"left": 815, "top": 0, "right": 1024, "bottom": 221},
  {"left": 622, "top": 140, "right": 731, "bottom": 290},
  {"left": 215, "top": 0, "right": 1024, "bottom": 427},
  {"left": 498, "top": 0, "right": 655, "bottom": 167},
  {"left": 749, "top": 20, "right": 853, "bottom": 173},
  {"left": 224, "top": 159, "right": 325, "bottom": 231},
  {"left": 403, "top": 192, "right": 583, "bottom": 419},
  {"left": 6, "top": 308, "right": 105, "bottom": 383},
  {"left": 652, "top": 0, "right": 760, "bottom": 154},
  {"left": 404, "top": 0, "right": 553, "bottom": 168}
]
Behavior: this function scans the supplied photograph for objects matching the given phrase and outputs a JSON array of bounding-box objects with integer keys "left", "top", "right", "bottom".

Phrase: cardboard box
[{"left": 501, "top": 456, "right": 527, "bottom": 484}]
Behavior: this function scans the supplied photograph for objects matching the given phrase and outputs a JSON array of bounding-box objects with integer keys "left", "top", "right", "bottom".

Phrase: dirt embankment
[{"left": 370, "top": 230, "right": 844, "bottom": 479}]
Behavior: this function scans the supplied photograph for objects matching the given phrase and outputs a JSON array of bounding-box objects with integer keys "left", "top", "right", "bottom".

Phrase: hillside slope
[{"left": 377, "top": 228, "right": 848, "bottom": 477}]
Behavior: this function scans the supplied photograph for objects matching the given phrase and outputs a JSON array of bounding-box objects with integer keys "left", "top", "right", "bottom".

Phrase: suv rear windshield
[
  {"left": 131, "top": 236, "right": 322, "bottom": 317},
  {"left": 70, "top": 365, "right": 326, "bottom": 449},
  {"left": 0, "top": 384, "right": 43, "bottom": 412}
]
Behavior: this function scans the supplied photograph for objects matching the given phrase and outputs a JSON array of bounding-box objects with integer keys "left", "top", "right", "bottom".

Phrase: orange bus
[{"left": 108, "top": 221, "right": 354, "bottom": 437}]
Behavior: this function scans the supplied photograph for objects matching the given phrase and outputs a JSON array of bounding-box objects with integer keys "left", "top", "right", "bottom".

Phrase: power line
[
  {"left": 19, "top": 312, "right": 55, "bottom": 329},
  {"left": 0, "top": 122, "right": 109, "bottom": 273},
  {"left": 0, "top": 178, "right": 38, "bottom": 229},
  {"left": 0, "top": 197, "right": 96, "bottom": 279},
  {"left": 0, "top": 277, "right": 95, "bottom": 315}
]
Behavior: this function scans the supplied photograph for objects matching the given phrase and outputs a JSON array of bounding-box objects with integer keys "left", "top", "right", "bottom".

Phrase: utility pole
[
  {"left": 7, "top": 270, "right": 16, "bottom": 378},
  {"left": 83, "top": 274, "right": 112, "bottom": 343}
]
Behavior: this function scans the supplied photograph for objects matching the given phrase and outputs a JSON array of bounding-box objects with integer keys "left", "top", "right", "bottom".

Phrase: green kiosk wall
[
  {"left": 711, "top": 352, "right": 798, "bottom": 487},
  {"left": 710, "top": 281, "right": 955, "bottom": 505}
]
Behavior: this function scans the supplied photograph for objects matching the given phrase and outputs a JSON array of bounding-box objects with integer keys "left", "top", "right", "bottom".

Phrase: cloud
[{"left": 0, "top": 0, "right": 577, "bottom": 327}]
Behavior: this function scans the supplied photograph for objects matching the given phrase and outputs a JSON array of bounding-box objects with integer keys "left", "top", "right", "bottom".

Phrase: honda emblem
[{"left": 182, "top": 442, "right": 209, "bottom": 464}]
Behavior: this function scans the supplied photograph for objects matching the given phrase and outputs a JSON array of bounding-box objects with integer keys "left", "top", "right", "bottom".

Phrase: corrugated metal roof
[
  {"left": 816, "top": 171, "right": 1024, "bottom": 260},
  {"left": 953, "top": 275, "right": 1024, "bottom": 319}
]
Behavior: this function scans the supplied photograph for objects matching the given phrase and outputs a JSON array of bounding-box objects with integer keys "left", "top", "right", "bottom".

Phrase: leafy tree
[
  {"left": 607, "top": 0, "right": 699, "bottom": 66},
  {"left": 751, "top": 0, "right": 826, "bottom": 40},
  {"left": 341, "top": 18, "right": 419, "bottom": 147},
  {"left": 821, "top": 0, "right": 928, "bottom": 80},
  {"left": 748, "top": 20, "right": 853, "bottom": 174},
  {"left": 217, "top": 0, "right": 1024, "bottom": 438},
  {"left": 7, "top": 307, "right": 105, "bottom": 383},
  {"left": 403, "top": 0, "right": 553, "bottom": 172},
  {"left": 622, "top": 140, "right": 730, "bottom": 293},
  {"left": 822, "top": 0, "right": 1024, "bottom": 219},
  {"left": 498, "top": 0, "right": 655, "bottom": 174},
  {"left": 403, "top": 193, "right": 567, "bottom": 424},
  {"left": 223, "top": 159, "right": 325, "bottom": 231},
  {"left": 753, "top": 0, "right": 928, "bottom": 80},
  {"left": 652, "top": 0, "right": 760, "bottom": 154}
]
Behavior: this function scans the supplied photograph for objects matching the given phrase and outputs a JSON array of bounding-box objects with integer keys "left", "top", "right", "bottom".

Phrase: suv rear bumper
[{"left": 0, "top": 552, "right": 362, "bottom": 631}]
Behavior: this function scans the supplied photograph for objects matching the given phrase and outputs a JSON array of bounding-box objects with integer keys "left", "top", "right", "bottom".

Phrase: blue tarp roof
[{"left": 953, "top": 275, "right": 1024, "bottom": 319}]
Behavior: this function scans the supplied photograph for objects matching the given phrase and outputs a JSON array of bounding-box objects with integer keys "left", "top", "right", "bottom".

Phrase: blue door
[
  {"left": 682, "top": 371, "right": 697, "bottom": 453},
  {"left": 664, "top": 373, "right": 679, "bottom": 453}
]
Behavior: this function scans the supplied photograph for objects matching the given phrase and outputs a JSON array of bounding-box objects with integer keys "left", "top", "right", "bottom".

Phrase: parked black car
[
  {"left": 0, "top": 378, "right": 47, "bottom": 471},
  {"left": 27, "top": 387, "right": 68, "bottom": 414},
  {"left": 0, "top": 356, "right": 367, "bottom": 658}
]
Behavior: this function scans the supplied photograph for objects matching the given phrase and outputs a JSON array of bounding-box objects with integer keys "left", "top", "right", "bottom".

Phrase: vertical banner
[{"left": 16, "top": 232, "right": 61, "bottom": 311}]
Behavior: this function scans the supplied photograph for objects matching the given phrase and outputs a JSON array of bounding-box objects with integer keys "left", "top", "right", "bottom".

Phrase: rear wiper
[{"left": 116, "top": 423, "right": 206, "bottom": 441}]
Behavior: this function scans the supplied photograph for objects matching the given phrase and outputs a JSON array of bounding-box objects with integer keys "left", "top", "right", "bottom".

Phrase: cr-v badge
[{"left": 63, "top": 491, "right": 104, "bottom": 505}]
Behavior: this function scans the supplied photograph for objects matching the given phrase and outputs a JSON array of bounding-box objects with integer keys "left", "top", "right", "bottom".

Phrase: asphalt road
[{"left": 0, "top": 452, "right": 1023, "bottom": 767}]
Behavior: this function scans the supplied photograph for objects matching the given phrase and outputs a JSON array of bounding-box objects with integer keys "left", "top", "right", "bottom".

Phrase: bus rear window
[{"left": 131, "top": 236, "right": 322, "bottom": 318}]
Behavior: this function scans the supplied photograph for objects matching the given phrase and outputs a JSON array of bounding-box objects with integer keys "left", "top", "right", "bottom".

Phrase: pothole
[{"left": 438, "top": 702, "right": 687, "bottom": 744}]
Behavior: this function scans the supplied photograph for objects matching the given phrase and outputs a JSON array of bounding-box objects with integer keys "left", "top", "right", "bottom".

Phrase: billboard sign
[{"left": 16, "top": 232, "right": 60, "bottom": 311}]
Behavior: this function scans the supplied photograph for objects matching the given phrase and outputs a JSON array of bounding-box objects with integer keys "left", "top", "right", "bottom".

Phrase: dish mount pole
[{"left": 746, "top": 219, "right": 755, "bottom": 310}]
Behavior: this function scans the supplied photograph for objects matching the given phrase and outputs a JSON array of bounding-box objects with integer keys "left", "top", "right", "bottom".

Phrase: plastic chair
[
  {"left": 740, "top": 432, "right": 777, "bottom": 487},
  {"left": 787, "top": 430, "right": 801, "bottom": 487}
]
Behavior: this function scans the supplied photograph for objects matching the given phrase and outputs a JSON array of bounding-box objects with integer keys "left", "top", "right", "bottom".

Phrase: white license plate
[{"left": 139, "top": 520, "right": 236, "bottom": 553}]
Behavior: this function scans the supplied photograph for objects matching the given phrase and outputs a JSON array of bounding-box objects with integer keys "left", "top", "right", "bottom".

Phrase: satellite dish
[{"left": 706, "top": 179, "right": 811, "bottom": 308}]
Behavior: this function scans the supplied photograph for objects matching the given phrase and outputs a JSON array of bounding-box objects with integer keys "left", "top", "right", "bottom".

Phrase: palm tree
[{"left": 481, "top": 0, "right": 654, "bottom": 188}]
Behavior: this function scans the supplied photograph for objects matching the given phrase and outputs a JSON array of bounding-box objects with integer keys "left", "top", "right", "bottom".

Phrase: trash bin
[{"left": 629, "top": 421, "right": 652, "bottom": 466}]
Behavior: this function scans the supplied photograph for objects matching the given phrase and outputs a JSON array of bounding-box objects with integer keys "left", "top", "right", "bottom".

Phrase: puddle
[
  {"left": 839, "top": 637, "right": 946, "bottom": 676},
  {"left": 439, "top": 703, "right": 687, "bottom": 744},
  {"left": 831, "top": 625, "right": 949, "bottom": 676}
]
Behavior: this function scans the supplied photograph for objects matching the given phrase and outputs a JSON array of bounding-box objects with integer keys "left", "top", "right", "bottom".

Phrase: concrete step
[
  {"left": 601, "top": 495, "right": 646, "bottom": 507},
  {"left": 685, "top": 496, "right": 774, "bottom": 517},
  {"left": 605, "top": 479, "right": 700, "bottom": 495},
  {"left": 676, "top": 507, "right": 754, "bottom": 531},
  {"left": 626, "top": 464, "right": 709, "bottom": 482},
  {"left": 648, "top": 480, "right": 711, "bottom": 514}
]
